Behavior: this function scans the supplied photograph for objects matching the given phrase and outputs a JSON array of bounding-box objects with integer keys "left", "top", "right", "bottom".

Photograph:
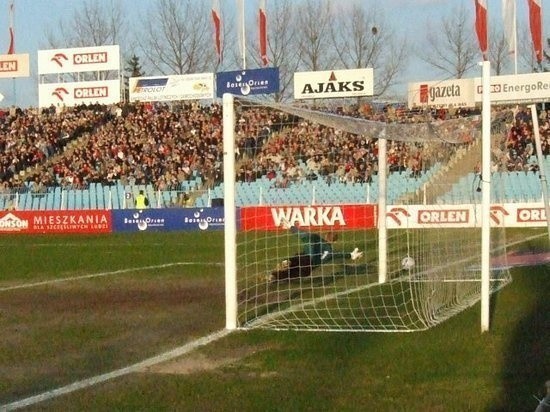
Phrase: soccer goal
[{"left": 223, "top": 93, "right": 511, "bottom": 332}]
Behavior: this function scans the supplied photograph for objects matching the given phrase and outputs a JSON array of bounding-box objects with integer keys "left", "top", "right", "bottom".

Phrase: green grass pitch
[{"left": 0, "top": 230, "right": 548, "bottom": 411}]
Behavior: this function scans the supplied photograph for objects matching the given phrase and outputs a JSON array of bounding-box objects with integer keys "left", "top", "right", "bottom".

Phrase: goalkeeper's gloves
[
  {"left": 280, "top": 217, "right": 293, "bottom": 230},
  {"left": 350, "top": 247, "right": 363, "bottom": 261}
]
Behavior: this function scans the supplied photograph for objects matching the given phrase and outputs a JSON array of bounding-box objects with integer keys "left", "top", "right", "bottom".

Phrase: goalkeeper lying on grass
[{"left": 268, "top": 218, "right": 363, "bottom": 282}]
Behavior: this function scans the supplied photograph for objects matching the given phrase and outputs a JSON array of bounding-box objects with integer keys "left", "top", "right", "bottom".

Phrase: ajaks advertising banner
[
  {"left": 0, "top": 210, "right": 111, "bottom": 234},
  {"left": 240, "top": 205, "right": 378, "bottom": 231},
  {"left": 111, "top": 208, "right": 224, "bottom": 232},
  {"left": 294, "top": 68, "right": 374, "bottom": 100},
  {"left": 129, "top": 73, "right": 214, "bottom": 102},
  {"left": 216, "top": 67, "right": 279, "bottom": 97},
  {"left": 38, "top": 45, "right": 120, "bottom": 75},
  {"left": 38, "top": 79, "right": 121, "bottom": 108},
  {"left": 0, "top": 53, "right": 30, "bottom": 78}
]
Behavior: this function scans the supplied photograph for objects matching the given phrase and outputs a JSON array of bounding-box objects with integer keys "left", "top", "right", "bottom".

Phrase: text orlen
[
  {"left": 271, "top": 206, "right": 346, "bottom": 227},
  {"left": 73, "top": 52, "right": 108, "bottom": 65},
  {"left": 0, "top": 60, "right": 17, "bottom": 72},
  {"left": 417, "top": 209, "right": 469, "bottom": 224},
  {"left": 517, "top": 208, "right": 547, "bottom": 222},
  {"left": 74, "top": 87, "right": 108, "bottom": 99}
]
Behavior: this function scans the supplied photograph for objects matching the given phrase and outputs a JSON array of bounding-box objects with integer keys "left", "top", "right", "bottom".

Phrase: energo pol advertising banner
[
  {"left": 473, "top": 72, "right": 550, "bottom": 104},
  {"left": 129, "top": 73, "right": 214, "bottom": 102}
]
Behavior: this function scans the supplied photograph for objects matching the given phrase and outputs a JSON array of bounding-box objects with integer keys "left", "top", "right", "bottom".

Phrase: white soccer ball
[{"left": 401, "top": 256, "right": 415, "bottom": 270}]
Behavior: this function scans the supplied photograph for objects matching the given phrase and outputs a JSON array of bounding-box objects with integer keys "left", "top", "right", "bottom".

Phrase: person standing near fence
[{"left": 135, "top": 190, "right": 149, "bottom": 209}]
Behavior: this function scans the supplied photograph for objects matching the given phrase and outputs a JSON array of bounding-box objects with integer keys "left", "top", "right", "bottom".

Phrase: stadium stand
[{"left": 1, "top": 101, "right": 549, "bottom": 210}]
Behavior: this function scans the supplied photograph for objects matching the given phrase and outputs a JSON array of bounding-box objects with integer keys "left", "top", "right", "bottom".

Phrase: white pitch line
[
  {"left": 0, "top": 328, "right": 234, "bottom": 411},
  {"left": 0, "top": 262, "right": 224, "bottom": 292}
]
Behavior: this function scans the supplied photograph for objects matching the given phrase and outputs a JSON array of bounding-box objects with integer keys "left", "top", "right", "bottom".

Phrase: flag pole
[
  {"left": 238, "top": 0, "right": 246, "bottom": 69},
  {"left": 513, "top": 0, "right": 518, "bottom": 74}
]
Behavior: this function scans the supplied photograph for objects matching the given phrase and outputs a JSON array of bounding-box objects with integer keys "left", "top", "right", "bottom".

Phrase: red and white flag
[
  {"left": 527, "top": 0, "right": 543, "bottom": 64},
  {"left": 259, "top": 0, "right": 268, "bottom": 66},
  {"left": 502, "top": 0, "right": 516, "bottom": 57},
  {"left": 7, "top": 0, "right": 14, "bottom": 54},
  {"left": 211, "top": 0, "right": 222, "bottom": 64},
  {"left": 474, "top": 0, "right": 488, "bottom": 60}
]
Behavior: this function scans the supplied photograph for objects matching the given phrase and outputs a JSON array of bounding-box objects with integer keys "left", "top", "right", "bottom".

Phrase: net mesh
[{"left": 230, "top": 96, "right": 511, "bottom": 332}]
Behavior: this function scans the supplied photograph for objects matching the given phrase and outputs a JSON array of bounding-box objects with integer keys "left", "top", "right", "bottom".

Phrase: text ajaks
[{"left": 301, "top": 81, "right": 365, "bottom": 95}]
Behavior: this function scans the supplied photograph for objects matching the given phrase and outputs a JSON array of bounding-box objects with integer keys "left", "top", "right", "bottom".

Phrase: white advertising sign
[
  {"left": 38, "top": 79, "right": 121, "bottom": 108},
  {"left": 294, "top": 68, "right": 374, "bottom": 100},
  {"left": 38, "top": 45, "right": 120, "bottom": 75},
  {"left": 473, "top": 72, "right": 550, "bottom": 103},
  {"left": 407, "top": 78, "right": 476, "bottom": 109},
  {"left": 129, "top": 73, "right": 214, "bottom": 102},
  {"left": 386, "top": 203, "right": 548, "bottom": 229},
  {"left": 0, "top": 53, "right": 30, "bottom": 78}
]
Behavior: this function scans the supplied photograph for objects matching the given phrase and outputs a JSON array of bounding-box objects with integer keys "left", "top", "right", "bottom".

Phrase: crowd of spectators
[
  {"left": 491, "top": 105, "right": 550, "bottom": 173},
  {"left": 1, "top": 99, "right": 549, "bottom": 202}
]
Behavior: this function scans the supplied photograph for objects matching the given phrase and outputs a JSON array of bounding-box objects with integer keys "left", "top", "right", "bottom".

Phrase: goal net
[{"left": 223, "top": 94, "right": 511, "bottom": 332}]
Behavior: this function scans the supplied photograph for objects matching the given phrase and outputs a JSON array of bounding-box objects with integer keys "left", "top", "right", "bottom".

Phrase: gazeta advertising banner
[
  {"left": 216, "top": 67, "right": 279, "bottom": 97},
  {"left": 111, "top": 208, "right": 225, "bottom": 232}
]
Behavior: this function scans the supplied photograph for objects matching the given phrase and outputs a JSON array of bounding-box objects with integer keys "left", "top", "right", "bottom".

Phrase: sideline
[
  {"left": 0, "top": 262, "right": 224, "bottom": 292},
  {"left": 0, "top": 329, "right": 233, "bottom": 411}
]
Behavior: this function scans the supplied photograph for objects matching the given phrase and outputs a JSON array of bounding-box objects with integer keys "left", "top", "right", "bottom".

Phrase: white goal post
[{"left": 223, "top": 87, "right": 511, "bottom": 332}]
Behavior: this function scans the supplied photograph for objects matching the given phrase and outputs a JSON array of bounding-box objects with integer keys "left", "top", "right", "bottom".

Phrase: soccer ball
[{"left": 401, "top": 256, "right": 415, "bottom": 270}]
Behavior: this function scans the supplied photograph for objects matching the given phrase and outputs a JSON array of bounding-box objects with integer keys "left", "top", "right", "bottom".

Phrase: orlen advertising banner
[
  {"left": 473, "top": 72, "right": 550, "bottom": 104},
  {"left": 385, "top": 203, "right": 549, "bottom": 229},
  {"left": 112, "top": 207, "right": 224, "bottom": 232},
  {"left": 38, "top": 79, "right": 120, "bottom": 108},
  {"left": 0, "top": 53, "right": 30, "bottom": 78},
  {"left": 407, "top": 78, "right": 475, "bottom": 108},
  {"left": 38, "top": 45, "right": 120, "bottom": 74},
  {"left": 294, "top": 68, "right": 374, "bottom": 100},
  {"left": 216, "top": 67, "right": 279, "bottom": 97},
  {"left": 129, "top": 73, "right": 214, "bottom": 102},
  {"left": 240, "top": 205, "right": 377, "bottom": 231},
  {"left": 0, "top": 210, "right": 111, "bottom": 234}
]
